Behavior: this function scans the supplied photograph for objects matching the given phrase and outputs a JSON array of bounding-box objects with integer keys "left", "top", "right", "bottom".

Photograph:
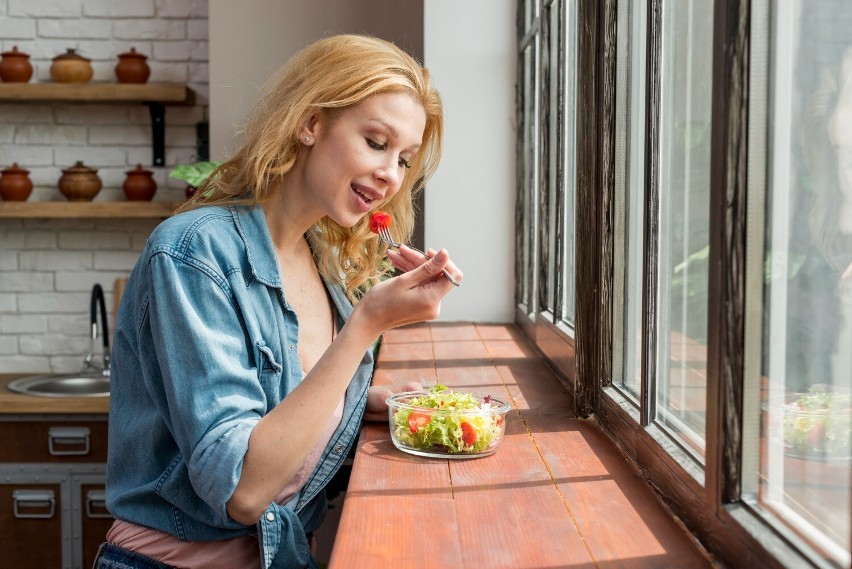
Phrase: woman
[
  {"left": 783, "top": 48, "right": 852, "bottom": 392},
  {"left": 96, "top": 34, "right": 461, "bottom": 569}
]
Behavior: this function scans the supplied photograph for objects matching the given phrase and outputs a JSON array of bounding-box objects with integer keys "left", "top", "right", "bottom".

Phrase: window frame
[
  {"left": 515, "top": 0, "right": 838, "bottom": 567},
  {"left": 516, "top": 0, "right": 579, "bottom": 390}
]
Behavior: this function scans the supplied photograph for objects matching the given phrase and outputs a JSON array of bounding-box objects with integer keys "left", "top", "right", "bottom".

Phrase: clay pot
[
  {"left": 58, "top": 161, "right": 102, "bottom": 201},
  {"left": 123, "top": 164, "right": 157, "bottom": 201},
  {"left": 0, "top": 163, "right": 34, "bottom": 201},
  {"left": 114, "top": 47, "right": 151, "bottom": 84},
  {"left": 50, "top": 49, "right": 94, "bottom": 83},
  {"left": 0, "top": 46, "right": 33, "bottom": 83}
]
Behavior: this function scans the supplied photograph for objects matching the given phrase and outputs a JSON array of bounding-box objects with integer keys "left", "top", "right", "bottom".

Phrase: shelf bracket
[{"left": 146, "top": 102, "right": 166, "bottom": 167}]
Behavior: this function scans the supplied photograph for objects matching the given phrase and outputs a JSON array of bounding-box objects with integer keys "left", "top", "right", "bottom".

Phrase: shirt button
[
  {"left": 333, "top": 444, "right": 345, "bottom": 455},
  {"left": 288, "top": 345, "right": 294, "bottom": 351},
  {"left": 266, "top": 512, "right": 275, "bottom": 522}
]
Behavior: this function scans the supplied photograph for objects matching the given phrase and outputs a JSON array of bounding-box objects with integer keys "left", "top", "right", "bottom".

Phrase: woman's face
[{"left": 301, "top": 92, "right": 427, "bottom": 228}]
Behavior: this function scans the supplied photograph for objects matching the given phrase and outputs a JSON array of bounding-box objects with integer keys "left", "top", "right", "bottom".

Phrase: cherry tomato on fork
[{"left": 369, "top": 211, "right": 392, "bottom": 233}]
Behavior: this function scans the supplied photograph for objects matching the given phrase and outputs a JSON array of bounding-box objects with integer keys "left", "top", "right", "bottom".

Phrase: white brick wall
[
  {"left": 0, "top": 218, "right": 161, "bottom": 372},
  {"left": 0, "top": 1, "right": 208, "bottom": 373}
]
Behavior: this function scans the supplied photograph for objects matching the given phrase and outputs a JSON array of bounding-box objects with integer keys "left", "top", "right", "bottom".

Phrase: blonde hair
[{"left": 179, "top": 34, "right": 443, "bottom": 300}]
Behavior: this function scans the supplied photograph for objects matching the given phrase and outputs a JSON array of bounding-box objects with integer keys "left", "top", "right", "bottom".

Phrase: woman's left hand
[{"left": 363, "top": 381, "right": 423, "bottom": 421}]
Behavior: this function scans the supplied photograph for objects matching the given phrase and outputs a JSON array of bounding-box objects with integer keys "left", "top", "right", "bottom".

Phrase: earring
[{"left": 304, "top": 136, "right": 311, "bottom": 143}]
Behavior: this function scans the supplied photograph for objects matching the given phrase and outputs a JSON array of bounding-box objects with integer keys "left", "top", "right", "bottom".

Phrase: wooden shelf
[
  {"left": 0, "top": 201, "right": 180, "bottom": 219},
  {"left": 0, "top": 82, "right": 196, "bottom": 167},
  {"left": 0, "top": 82, "right": 193, "bottom": 104}
]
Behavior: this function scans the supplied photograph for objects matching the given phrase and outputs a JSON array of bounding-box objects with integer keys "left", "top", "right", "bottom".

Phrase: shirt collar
[
  {"left": 230, "top": 205, "right": 352, "bottom": 315},
  {"left": 230, "top": 205, "right": 282, "bottom": 288}
]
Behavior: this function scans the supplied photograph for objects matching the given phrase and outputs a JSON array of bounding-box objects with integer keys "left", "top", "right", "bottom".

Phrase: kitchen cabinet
[{"left": 0, "top": 415, "right": 112, "bottom": 569}]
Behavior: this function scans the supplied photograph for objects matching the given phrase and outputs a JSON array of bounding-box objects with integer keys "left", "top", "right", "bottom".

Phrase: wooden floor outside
[{"left": 327, "top": 322, "right": 716, "bottom": 569}]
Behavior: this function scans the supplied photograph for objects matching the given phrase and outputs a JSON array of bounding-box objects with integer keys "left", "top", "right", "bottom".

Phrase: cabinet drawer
[
  {"left": 0, "top": 482, "right": 63, "bottom": 566},
  {"left": 81, "top": 483, "right": 114, "bottom": 569},
  {"left": 0, "top": 419, "right": 108, "bottom": 463}
]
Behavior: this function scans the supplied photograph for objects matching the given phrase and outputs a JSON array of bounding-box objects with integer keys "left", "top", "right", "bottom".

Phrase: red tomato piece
[
  {"left": 369, "top": 211, "right": 392, "bottom": 234},
  {"left": 460, "top": 421, "right": 477, "bottom": 446},
  {"left": 408, "top": 412, "right": 431, "bottom": 433}
]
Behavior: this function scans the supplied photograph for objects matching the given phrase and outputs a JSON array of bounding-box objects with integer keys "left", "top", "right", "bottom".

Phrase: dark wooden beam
[
  {"left": 706, "top": 0, "right": 749, "bottom": 508},
  {"left": 574, "top": 0, "right": 601, "bottom": 417}
]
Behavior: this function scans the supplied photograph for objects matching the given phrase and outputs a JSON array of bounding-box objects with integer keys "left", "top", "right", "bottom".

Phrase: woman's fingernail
[{"left": 434, "top": 250, "right": 447, "bottom": 262}]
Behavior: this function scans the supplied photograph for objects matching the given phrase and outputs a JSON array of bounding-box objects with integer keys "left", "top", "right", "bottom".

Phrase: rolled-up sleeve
[{"left": 146, "top": 249, "right": 265, "bottom": 522}]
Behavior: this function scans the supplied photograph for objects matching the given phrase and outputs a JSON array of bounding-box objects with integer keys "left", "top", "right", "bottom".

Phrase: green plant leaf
[{"left": 169, "top": 161, "right": 221, "bottom": 187}]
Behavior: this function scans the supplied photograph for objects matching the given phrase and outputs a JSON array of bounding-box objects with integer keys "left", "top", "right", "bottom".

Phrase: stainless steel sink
[{"left": 7, "top": 374, "right": 110, "bottom": 398}]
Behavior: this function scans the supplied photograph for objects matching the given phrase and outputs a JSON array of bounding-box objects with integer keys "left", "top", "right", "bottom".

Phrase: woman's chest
[{"left": 281, "top": 260, "right": 335, "bottom": 373}]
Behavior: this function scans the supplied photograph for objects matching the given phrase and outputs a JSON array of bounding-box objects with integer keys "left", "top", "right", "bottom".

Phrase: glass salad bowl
[{"left": 386, "top": 386, "right": 511, "bottom": 459}]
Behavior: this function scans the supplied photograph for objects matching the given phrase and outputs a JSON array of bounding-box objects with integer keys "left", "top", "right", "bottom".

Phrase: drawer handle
[
  {"left": 13, "top": 489, "right": 56, "bottom": 519},
  {"left": 85, "top": 489, "right": 112, "bottom": 519},
  {"left": 48, "top": 426, "right": 91, "bottom": 456}
]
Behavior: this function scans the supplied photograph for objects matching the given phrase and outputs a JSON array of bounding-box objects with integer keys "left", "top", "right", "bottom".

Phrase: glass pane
[
  {"left": 520, "top": 41, "right": 540, "bottom": 317},
  {"left": 612, "top": 0, "right": 647, "bottom": 400},
  {"left": 543, "top": 2, "right": 560, "bottom": 316},
  {"left": 560, "top": 0, "right": 578, "bottom": 327},
  {"left": 524, "top": 0, "right": 540, "bottom": 32},
  {"left": 756, "top": 2, "right": 852, "bottom": 564},
  {"left": 654, "top": 0, "right": 714, "bottom": 460}
]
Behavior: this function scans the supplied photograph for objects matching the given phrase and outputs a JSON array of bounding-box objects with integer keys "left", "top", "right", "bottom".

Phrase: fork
[{"left": 377, "top": 226, "right": 460, "bottom": 286}]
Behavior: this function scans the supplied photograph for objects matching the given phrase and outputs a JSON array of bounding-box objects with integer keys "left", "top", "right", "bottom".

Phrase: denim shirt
[{"left": 105, "top": 205, "right": 373, "bottom": 569}]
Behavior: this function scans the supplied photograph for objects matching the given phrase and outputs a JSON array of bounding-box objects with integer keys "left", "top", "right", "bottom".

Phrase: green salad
[{"left": 390, "top": 385, "right": 506, "bottom": 454}]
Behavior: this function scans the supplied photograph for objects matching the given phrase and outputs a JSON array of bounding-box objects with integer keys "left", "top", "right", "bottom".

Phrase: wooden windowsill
[{"left": 329, "top": 323, "right": 713, "bottom": 568}]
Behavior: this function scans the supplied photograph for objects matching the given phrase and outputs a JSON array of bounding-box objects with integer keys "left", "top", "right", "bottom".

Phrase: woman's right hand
[{"left": 352, "top": 248, "right": 462, "bottom": 338}]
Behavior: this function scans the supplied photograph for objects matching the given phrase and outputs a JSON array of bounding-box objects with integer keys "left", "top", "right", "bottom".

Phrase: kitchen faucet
[{"left": 81, "top": 283, "right": 111, "bottom": 376}]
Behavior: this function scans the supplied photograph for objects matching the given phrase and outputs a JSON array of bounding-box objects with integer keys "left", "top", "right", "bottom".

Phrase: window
[
  {"left": 653, "top": 0, "right": 714, "bottom": 461},
  {"left": 613, "top": 0, "right": 713, "bottom": 462},
  {"left": 742, "top": 1, "right": 852, "bottom": 565},
  {"left": 517, "top": 0, "right": 541, "bottom": 324},
  {"left": 516, "top": 0, "right": 578, "bottom": 381},
  {"left": 612, "top": 0, "right": 647, "bottom": 402},
  {"left": 516, "top": 0, "right": 852, "bottom": 567}
]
